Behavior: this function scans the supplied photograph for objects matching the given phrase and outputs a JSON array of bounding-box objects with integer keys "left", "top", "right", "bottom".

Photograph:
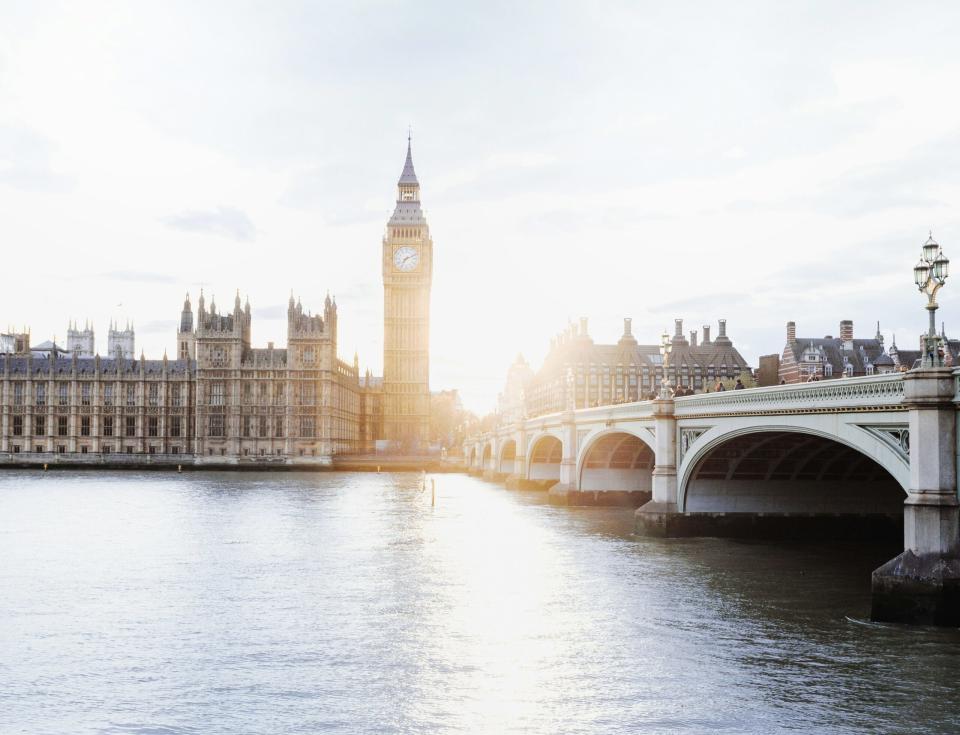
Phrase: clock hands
[{"left": 395, "top": 248, "right": 417, "bottom": 270}]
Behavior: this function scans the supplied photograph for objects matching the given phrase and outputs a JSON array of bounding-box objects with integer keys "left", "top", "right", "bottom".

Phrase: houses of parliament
[{"left": 0, "top": 140, "right": 433, "bottom": 463}]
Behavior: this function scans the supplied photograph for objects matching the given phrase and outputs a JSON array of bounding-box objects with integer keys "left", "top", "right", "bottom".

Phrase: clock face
[{"left": 393, "top": 246, "right": 419, "bottom": 272}]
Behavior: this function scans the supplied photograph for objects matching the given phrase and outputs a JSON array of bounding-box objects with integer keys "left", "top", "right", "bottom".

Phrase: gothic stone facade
[
  {"left": 0, "top": 353, "right": 196, "bottom": 457},
  {"left": 380, "top": 136, "right": 432, "bottom": 450},
  {"left": 188, "top": 291, "right": 363, "bottom": 460},
  {"left": 0, "top": 290, "right": 365, "bottom": 463},
  {"left": 0, "top": 139, "right": 445, "bottom": 463}
]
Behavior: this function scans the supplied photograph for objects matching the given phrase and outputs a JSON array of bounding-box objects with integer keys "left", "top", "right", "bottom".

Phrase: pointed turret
[
  {"left": 393, "top": 132, "right": 422, "bottom": 211},
  {"left": 180, "top": 292, "right": 194, "bottom": 334},
  {"left": 398, "top": 131, "right": 418, "bottom": 186}
]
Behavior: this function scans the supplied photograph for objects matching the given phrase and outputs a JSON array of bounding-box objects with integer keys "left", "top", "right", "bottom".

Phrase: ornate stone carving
[
  {"left": 679, "top": 428, "right": 708, "bottom": 463},
  {"left": 577, "top": 429, "right": 590, "bottom": 450},
  {"left": 859, "top": 424, "right": 910, "bottom": 462}
]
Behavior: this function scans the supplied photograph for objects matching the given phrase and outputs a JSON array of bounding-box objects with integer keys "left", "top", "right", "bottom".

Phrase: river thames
[{"left": 1, "top": 471, "right": 958, "bottom": 734}]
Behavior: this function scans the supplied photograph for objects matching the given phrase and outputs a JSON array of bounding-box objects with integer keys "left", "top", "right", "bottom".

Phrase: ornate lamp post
[
  {"left": 659, "top": 330, "right": 673, "bottom": 399},
  {"left": 914, "top": 233, "right": 950, "bottom": 367}
]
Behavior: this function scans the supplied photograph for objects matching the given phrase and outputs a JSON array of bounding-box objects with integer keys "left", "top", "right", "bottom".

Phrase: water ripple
[{"left": 0, "top": 471, "right": 958, "bottom": 734}]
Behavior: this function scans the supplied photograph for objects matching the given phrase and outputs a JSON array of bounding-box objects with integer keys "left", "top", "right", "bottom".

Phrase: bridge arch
[
  {"left": 467, "top": 445, "right": 477, "bottom": 468},
  {"left": 482, "top": 442, "right": 494, "bottom": 471},
  {"left": 678, "top": 424, "right": 908, "bottom": 514},
  {"left": 498, "top": 439, "right": 517, "bottom": 475},
  {"left": 577, "top": 428, "right": 655, "bottom": 495},
  {"left": 527, "top": 433, "right": 562, "bottom": 483}
]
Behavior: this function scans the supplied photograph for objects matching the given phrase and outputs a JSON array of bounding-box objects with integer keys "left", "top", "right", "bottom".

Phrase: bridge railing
[
  {"left": 573, "top": 401, "right": 656, "bottom": 422},
  {"left": 465, "top": 374, "right": 909, "bottom": 449},
  {"left": 498, "top": 400, "right": 657, "bottom": 439},
  {"left": 674, "top": 372, "right": 906, "bottom": 416}
]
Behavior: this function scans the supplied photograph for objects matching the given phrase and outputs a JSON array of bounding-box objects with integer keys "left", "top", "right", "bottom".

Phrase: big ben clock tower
[{"left": 382, "top": 135, "right": 432, "bottom": 450}]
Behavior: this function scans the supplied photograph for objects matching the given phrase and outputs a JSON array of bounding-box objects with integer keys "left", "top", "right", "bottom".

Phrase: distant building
[
  {"left": 520, "top": 317, "right": 752, "bottom": 418},
  {"left": 0, "top": 137, "right": 437, "bottom": 462},
  {"left": 888, "top": 336, "right": 920, "bottom": 371},
  {"left": 778, "top": 320, "right": 898, "bottom": 383},
  {"left": 108, "top": 321, "right": 135, "bottom": 360},
  {"left": 497, "top": 354, "right": 535, "bottom": 425},
  {"left": 66, "top": 321, "right": 95, "bottom": 357},
  {"left": 29, "top": 340, "right": 72, "bottom": 358},
  {"left": 359, "top": 372, "right": 384, "bottom": 449},
  {"left": 888, "top": 325, "right": 960, "bottom": 371},
  {"left": 0, "top": 290, "right": 365, "bottom": 460},
  {"left": 0, "top": 332, "right": 29, "bottom": 355}
]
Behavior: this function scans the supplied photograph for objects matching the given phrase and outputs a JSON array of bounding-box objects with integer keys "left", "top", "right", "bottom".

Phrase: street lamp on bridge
[
  {"left": 659, "top": 330, "right": 673, "bottom": 399},
  {"left": 913, "top": 232, "right": 950, "bottom": 367}
]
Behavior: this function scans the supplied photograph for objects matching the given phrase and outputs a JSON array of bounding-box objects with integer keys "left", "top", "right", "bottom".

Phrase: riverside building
[
  {"left": 0, "top": 291, "right": 362, "bottom": 462},
  {"left": 508, "top": 317, "right": 751, "bottom": 419},
  {"left": 777, "top": 320, "right": 899, "bottom": 383},
  {"left": 0, "top": 138, "right": 435, "bottom": 464}
]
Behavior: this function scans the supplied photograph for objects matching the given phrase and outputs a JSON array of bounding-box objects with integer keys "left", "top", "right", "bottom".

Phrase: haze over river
[{"left": 1, "top": 471, "right": 958, "bottom": 734}]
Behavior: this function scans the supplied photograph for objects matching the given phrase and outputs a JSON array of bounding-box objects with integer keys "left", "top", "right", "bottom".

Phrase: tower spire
[{"left": 398, "top": 131, "right": 418, "bottom": 187}]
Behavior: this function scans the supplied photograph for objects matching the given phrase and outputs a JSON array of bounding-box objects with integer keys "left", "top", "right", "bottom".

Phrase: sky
[{"left": 1, "top": 1, "right": 960, "bottom": 413}]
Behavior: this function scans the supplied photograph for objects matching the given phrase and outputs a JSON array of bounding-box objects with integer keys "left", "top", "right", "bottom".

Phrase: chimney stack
[
  {"left": 719, "top": 319, "right": 727, "bottom": 338},
  {"left": 690, "top": 330, "right": 698, "bottom": 347},
  {"left": 787, "top": 321, "right": 796, "bottom": 343},
  {"left": 840, "top": 320, "right": 854, "bottom": 349},
  {"left": 702, "top": 325, "right": 711, "bottom": 344},
  {"left": 623, "top": 317, "right": 632, "bottom": 337},
  {"left": 675, "top": 318, "right": 683, "bottom": 337},
  {"left": 579, "top": 317, "right": 588, "bottom": 337}
]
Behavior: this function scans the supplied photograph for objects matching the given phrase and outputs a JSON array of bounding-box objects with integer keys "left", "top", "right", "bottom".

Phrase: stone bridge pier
[
  {"left": 871, "top": 369, "right": 960, "bottom": 625},
  {"left": 503, "top": 425, "right": 537, "bottom": 490}
]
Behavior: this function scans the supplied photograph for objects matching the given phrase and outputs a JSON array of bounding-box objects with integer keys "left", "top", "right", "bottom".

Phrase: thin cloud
[
  {"left": 162, "top": 206, "right": 256, "bottom": 241},
  {"left": 99, "top": 270, "right": 178, "bottom": 284}
]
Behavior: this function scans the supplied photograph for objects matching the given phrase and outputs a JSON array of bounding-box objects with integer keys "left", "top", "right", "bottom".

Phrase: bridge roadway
[{"left": 464, "top": 368, "right": 960, "bottom": 626}]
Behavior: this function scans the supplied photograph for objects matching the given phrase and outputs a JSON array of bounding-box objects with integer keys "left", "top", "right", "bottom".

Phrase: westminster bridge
[{"left": 464, "top": 369, "right": 960, "bottom": 626}]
